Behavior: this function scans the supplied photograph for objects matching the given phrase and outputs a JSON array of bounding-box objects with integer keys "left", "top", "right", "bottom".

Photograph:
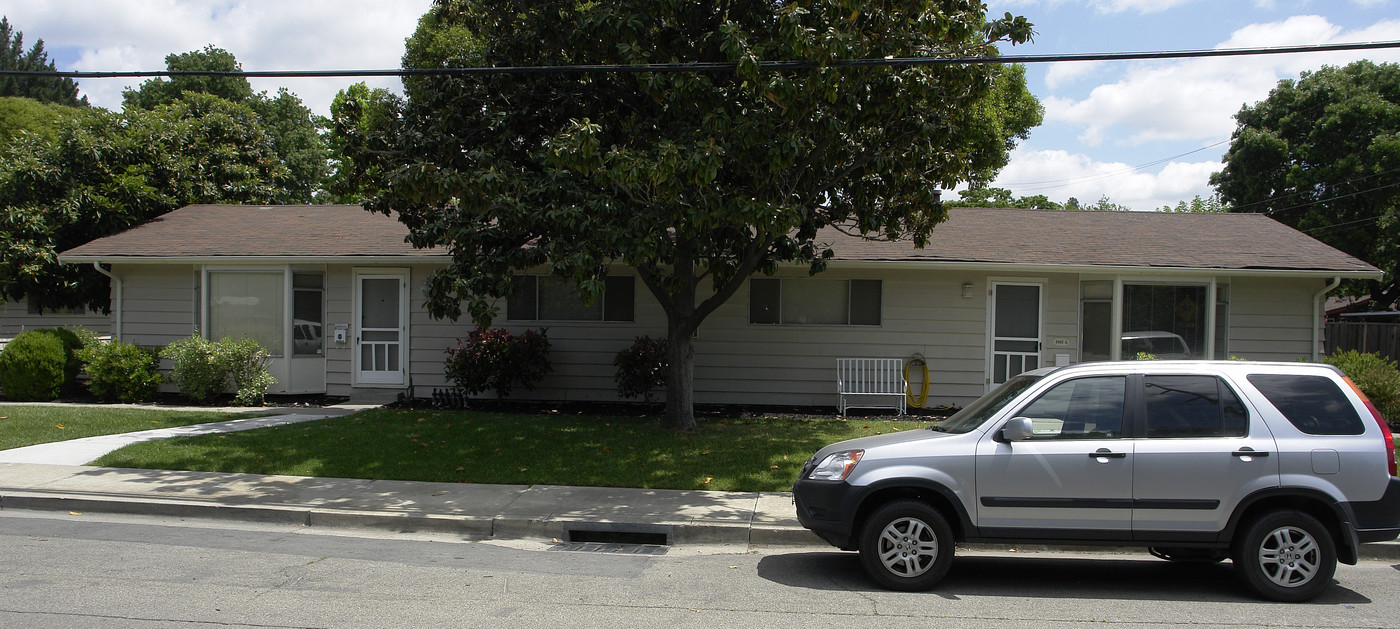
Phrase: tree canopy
[
  {"left": 1212, "top": 60, "right": 1400, "bottom": 308},
  {"left": 0, "top": 96, "right": 85, "bottom": 147},
  {"left": 363, "top": 0, "right": 1041, "bottom": 429},
  {"left": 124, "top": 46, "right": 328, "bottom": 203},
  {"left": 1, "top": 47, "right": 327, "bottom": 313},
  {"left": 0, "top": 17, "right": 87, "bottom": 107}
]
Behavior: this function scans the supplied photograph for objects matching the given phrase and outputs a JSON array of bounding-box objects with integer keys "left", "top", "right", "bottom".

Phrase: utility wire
[{"left": 2, "top": 40, "right": 1398, "bottom": 79}]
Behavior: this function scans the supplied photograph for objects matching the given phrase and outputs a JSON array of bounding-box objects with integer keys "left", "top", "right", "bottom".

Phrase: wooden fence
[{"left": 1325, "top": 322, "right": 1400, "bottom": 362}]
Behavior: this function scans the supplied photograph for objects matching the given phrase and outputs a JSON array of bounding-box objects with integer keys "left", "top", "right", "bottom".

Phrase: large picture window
[
  {"left": 208, "top": 271, "right": 283, "bottom": 356},
  {"left": 1080, "top": 281, "right": 1229, "bottom": 361},
  {"left": 749, "top": 278, "right": 881, "bottom": 325},
  {"left": 507, "top": 275, "right": 635, "bottom": 322}
]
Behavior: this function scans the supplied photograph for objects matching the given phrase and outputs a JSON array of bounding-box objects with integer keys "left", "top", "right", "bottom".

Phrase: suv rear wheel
[
  {"left": 1233, "top": 510, "right": 1337, "bottom": 602},
  {"left": 858, "top": 500, "right": 954, "bottom": 591}
]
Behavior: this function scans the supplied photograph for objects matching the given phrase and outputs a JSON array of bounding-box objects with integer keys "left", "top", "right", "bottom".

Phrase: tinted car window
[
  {"left": 1247, "top": 374, "right": 1365, "bottom": 435},
  {"left": 1015, "top": 376, "right": 1125, "bottom": 439},
  {"left": 1145, "top": 375, "right": 1248, "bottom": 438}
]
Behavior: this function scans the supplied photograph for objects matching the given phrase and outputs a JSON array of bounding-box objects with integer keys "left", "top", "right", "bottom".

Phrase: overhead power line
[{"left": 2, "top": 40, "right": 1398, "bottom": 79}]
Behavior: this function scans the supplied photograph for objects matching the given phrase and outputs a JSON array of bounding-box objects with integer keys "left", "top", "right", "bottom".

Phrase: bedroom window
[
  {"left": 507, "top": 275, "right": 635, "bottom": 322},
  {"left": 749, "top": 278, "right": 882, "bottom": 325}
]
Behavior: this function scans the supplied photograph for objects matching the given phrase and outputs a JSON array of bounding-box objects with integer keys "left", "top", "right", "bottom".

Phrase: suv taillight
[{"left": 1343, "top": 376, "right": 1398, "bottom": 477}]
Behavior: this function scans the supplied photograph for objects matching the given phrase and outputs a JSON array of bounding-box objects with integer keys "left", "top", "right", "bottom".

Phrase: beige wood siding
[
  {"left": 1223, "top": 276, "right": 1321, "bottom": 361},
  {"left": 415, "top": 267, "right": 1080, "bottom": 409},
  {"left": 114, "top": 265, "right": 198, "bottom": 347},
  {"left": 0, "top": 298, "right": 110, "bottom": 340}
]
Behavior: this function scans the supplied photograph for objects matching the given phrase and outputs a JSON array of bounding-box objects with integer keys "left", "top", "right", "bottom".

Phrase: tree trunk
[{"left": 662, "top": 321, "right": 697, "bottom": 431}]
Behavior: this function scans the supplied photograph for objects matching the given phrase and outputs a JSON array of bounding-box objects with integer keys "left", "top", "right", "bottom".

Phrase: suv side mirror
[{"left": 1000, "top": 417, "right": 1035, "bottom": 442}]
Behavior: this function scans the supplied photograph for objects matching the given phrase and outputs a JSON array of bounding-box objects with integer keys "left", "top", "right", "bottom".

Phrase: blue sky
[
  {"left": 6, "top": 0, "right": 1400, "bottom": 210},
  {"left": 985, "top": 0, "right": 1400, "bottom": 208}
]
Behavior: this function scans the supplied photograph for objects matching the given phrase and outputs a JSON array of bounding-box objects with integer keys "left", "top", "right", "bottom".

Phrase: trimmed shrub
[
  {"left": 221, "top": 337, "right": 275, "bottom": 406},
  {"left": 614, "top": 336, "right": 668, "bottom": 404},
  {"left": 0, "top": 330, "right": 68, "bottom": 401},
  {"left": 47, "top": 327, "right": 87, "bottom": 393},
  {"left": 444, "top": 326, "right": 552, "bottom": 399},
  {"left": 161, "top": 335, "right": 274, "bottom": 406},
  {"left": 77, "top": 339, "right": 162, "bottom": 403},
  {"left": 1322, "top": 350, "right": 1400, "bottom": 424}
]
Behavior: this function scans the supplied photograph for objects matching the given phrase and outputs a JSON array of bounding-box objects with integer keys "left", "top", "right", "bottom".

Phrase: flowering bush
[
  {"left": 614, "top": 336, "right": 668, "bottom": 404},
  {"left": 444, "top": 326, "right": 551, "bottom": 399}
]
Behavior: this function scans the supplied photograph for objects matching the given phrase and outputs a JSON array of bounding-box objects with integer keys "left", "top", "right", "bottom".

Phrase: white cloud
[
  {"left": 993, "top": 0, "right": 1197, "bottom": 14},
  {"left": 1043, "top": 16, "right": 1400, "bottom": 147},
  {"left": 1088, "top": 0, "right": 1196, "bottom": 14},
  {"left": 988, "top": 147, "right": 1222, "bottom": 210},
  {"left": 1044, "top": 60, "right": 1105, "bottom": 89},
  {"left": 2, "top": 0, "right": 430, "bottom": 115}
]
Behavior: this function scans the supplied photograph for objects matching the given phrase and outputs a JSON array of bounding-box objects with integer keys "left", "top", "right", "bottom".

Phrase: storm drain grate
[{"left": 548, "top": 541, "right": 669, "bottom": 555}]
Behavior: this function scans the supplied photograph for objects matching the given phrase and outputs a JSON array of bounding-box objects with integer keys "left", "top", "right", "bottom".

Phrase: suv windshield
[{"left": 929, "top": 375, "right": 1042, "bottom": 433}]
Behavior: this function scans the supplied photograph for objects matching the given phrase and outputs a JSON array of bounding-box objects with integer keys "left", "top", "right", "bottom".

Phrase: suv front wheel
[
  {"left": 858, "top": 500, "right": 954, "bottom": 591},
  {"left": 1233, "top": 510, "right": 1337, "bottom": 602}
]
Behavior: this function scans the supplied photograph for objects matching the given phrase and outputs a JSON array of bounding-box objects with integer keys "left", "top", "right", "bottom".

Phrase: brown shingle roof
[
  {"left": 60, "top": 204, "right": 436, "bottom": 259},
  {"left": 822, "top": 207, "right": 1378, "bottom": 275},
  {"left": 59, "top": 204, "right": 1378, "bottom": 276}
]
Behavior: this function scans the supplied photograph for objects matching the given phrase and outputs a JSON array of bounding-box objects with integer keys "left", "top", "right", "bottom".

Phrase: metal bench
[{"left": 836, "top": 358, "right": 907, "bottom": 416}]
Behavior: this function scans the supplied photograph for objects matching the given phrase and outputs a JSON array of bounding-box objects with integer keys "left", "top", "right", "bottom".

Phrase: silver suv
[{"left": 793, "top": 361, "right": 1400, "bottom": 602}]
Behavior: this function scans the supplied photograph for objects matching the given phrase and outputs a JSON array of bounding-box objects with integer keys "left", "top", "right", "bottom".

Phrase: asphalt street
[{"left": 3, "top": 508, "right": 1398, "bottom": 629}]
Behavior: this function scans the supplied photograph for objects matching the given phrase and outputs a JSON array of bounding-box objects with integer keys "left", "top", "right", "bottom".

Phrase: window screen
[
  {"left": 1144, "top": 375, "right": 1248, "bottom": 438},
  {"left": 1247, "top": 374, "right": 1365, "bottom": 435},
  {"left": 747, "top": 278, "right": 882, "bottom": 325},
  {"left": 507, "top": 274, "right": 634, "bottom": 322}
]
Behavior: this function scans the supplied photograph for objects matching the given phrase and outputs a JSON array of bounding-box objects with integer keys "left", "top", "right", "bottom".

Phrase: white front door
[
  {"left": 355, "top": 270, "right": 408, "bottom": 386},
  {"left": 989, "top": 282, "right": 1042, "bottom": 387}
]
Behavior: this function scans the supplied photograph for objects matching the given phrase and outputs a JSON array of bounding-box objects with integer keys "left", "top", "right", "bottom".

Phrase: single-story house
[{"left": 56, "top": 204, "right": 1381, "bottom": 408}]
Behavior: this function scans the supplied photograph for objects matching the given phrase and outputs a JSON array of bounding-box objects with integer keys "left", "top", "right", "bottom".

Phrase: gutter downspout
[
  {"left": 92, "top": 262, "right": 121, "bottom": 341},
  {"left": 1313, "top": 276, "right": 1341, "bottom": 362}
]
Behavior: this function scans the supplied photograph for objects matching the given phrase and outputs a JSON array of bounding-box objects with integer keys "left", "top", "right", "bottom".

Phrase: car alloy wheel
[
  {"left": 878, "top": 516, "right": 939, "bottom": 577},
  {"left": 1234, "top": 510, "right": 1336, "bottom": 602},
  {"left": 1256, "top": 525, "right": 1320, "bottom": 587},
  {"left": 858, "top": 500, "right": 954, "bottom": 590}
]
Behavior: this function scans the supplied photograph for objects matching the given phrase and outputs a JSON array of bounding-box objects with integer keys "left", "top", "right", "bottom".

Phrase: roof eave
[
  {"left": 58, "top": 254, "right": 448, "bottom": 265},
  {"left": 826, "top": 259, "right": 1384, "bottom": 279}
]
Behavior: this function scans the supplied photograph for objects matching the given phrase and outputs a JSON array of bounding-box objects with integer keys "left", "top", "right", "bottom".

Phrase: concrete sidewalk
[
  {"left": 0, "top": 462, "right": 813, "bottom": 545},
  {"left": 0, "top": 403, "right": 1396, "bottom": 557}
]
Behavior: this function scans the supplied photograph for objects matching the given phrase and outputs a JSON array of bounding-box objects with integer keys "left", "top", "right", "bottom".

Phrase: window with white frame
[
  {"left": 207, "top": 271, "right": 284, "bottom": 356},
  {"left": 507, "top": 275, "right": 635, "bottom": 322},
  {"left": 1080, "top": 280, "right": 1230, "bottom": 361},
  {"left": 749, "top": 278, "right": 882, "bottom": 325}
]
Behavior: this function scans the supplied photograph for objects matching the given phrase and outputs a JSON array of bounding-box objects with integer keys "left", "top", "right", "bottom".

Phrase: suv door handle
[
  {"left": 1089, "top": 448, "right": 1126, "bottom": 459},
  {"left": 1232, "top": 448, "right": 1271, "bottom": 458}
]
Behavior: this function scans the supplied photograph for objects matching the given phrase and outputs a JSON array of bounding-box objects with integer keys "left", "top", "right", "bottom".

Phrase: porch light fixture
[{"left": 961, "top": 282, "right": 974, "bottom": 298}]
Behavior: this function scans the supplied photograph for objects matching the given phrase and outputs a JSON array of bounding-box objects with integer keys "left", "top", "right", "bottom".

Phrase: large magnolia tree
[
  {"left": 364, "top": 0, "right": 1042, "bottom": 429},
  {"left": 1213, "top": 60, "right": 1400, "bottom": 307}
]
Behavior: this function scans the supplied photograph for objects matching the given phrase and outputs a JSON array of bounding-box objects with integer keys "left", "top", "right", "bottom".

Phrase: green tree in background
[
  {"left": 123, "top": 45, "right": 328, "bottom": 203},
  {"left": 0, "top": 17, "right": 87, "bottom": 106},
  {"left": 0, "top": 96, "right": 85, "bottom": 147},
  {"left": 1158, "top": 195, "right": 1227, "bottom": 213},
  {"left": 0, "top": 94, "right": 292, "bottom": 312},
  {"left": 948, "top": 187, "right": 1062, "bottom": 209},
  {"left": 360, "top": 0, "right": 1041, "bottom": 429},
  {"left": 1213, "top": 60, "right": 1400, "bottom": 308},
  {"left": 326, "top": 82, "right": 401, "bottom": 202}
]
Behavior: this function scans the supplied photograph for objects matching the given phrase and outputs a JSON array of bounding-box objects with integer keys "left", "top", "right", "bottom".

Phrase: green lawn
[
  {"left": 93, "top": 409, "right": 925, "bottom": 492},
  {"left": 0, "top": 405, "right": 258, "bottom": 451}
]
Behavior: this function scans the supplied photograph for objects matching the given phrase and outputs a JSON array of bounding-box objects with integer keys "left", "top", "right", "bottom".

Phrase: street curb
[{"left": 3, "top": 490, "right": 1398, "bottom": 560}]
